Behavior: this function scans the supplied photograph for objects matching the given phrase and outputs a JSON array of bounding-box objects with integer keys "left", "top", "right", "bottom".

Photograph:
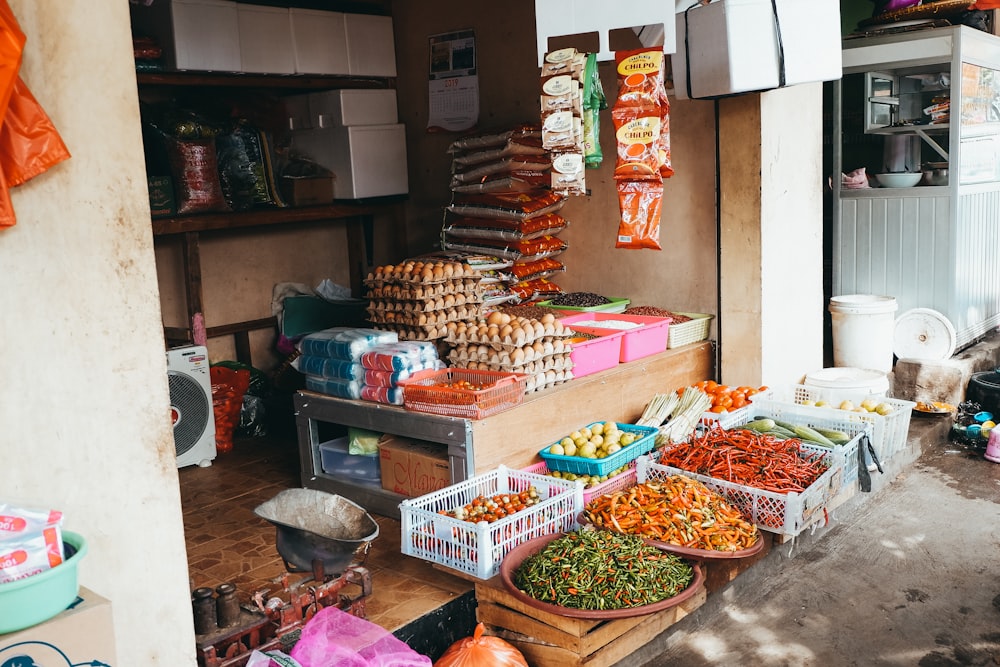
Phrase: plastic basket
[
  {"left": 397, "top": 368, "right": 529, "bottom": 419},
  {"left": 666, "top": 313, "right": 714, "bottom": 348},
  {"left": 399, "top": 465, "right": 583, "bottom": 580},
  {"left": 719, "top": 404, "right": 872, "bottom": 494},
  {"left": 561, "top": 313, "right": 671, "bottom": 362},
  {"left": 537, "top": 297, "right": 630, "bottom": 313},
  {"left": 522, "top": 461, "right": 638, "bottom": 505},
  {"left": 537, "top": 422, "right": 658, "bottom": 476},
  {"left": 567, "top": 329, "right": 625, "bottom": 377},
  {"left": 750, "top": 385, "right": 915, "bottom": 462},
  {"left": 638, "top": 437, "right": 848, "bottom": 537},
  {"left": 699, "top": 404, "right": 755, "bottom": 430}
]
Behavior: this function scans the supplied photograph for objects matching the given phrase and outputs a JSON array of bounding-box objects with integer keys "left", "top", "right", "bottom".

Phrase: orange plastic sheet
[{"left": 0, "top": 2, "right": 71, "bottom": 228}]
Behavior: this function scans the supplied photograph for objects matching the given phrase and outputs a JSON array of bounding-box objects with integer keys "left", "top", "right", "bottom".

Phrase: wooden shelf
[
  {"left": 151, "top": 202, "right": 388, "bottom": 236},
  {"left": 136, "top": 70, "right": 394, "bottom": 91}
]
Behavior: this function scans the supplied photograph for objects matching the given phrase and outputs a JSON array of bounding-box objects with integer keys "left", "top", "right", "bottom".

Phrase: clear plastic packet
[
  {"left": 360, "top": 341, "right": 439, "bottom": 371},
  {"left": 0, "top": 524, "right": 64, "bottom": 584},
  {"left": 0, "top": 502, "right": 62, "bottom": 537},
  {"left": 293, "top": 355, "right": 365, "bottom": 380},
  {"left": 298, "top": 328, "right": 399, "bottom": 360},
  {"left": 304, "top": 376, "right": 364, "bottom": 400}
]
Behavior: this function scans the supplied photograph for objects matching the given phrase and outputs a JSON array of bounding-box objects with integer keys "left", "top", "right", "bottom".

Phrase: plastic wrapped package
[
  {"left": 446, "top": 191, "right": 566, "bottom": 221},
  {"left": 360, "top": 341, "right": 439, "bottom": 371},
  {"left": 211, "top": 365, "right": 251, "bottom": 453},
  {"left": 305, "top": 375, "right": 364, "bottom": 400},
  {"left": 295, "top": 355, "right": 366, "bottom": 381},
  {"left": 434, "top": 623, "right": 528, "bottom": 667},
  {"left": 360, "top": 384, "right": 404, "bottom": 405},
  {"left": 298, "top": 328, "right": 399, "bottom": 360}
]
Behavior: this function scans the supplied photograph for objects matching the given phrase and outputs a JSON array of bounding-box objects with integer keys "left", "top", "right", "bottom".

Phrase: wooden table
[{"left": 294, "top": 342, "right": 714, "bottom": 518}]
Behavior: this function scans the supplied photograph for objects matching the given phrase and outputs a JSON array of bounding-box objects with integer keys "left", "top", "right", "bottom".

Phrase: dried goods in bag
[
  {"left": 615, "top": 47, "right": 668, "bottom": 108},
  {"left": 612, "top": 105, "right": 662, "bottom": 180},
  {"left": 616, "top": 180, "right": 663, "bottom": 250}
]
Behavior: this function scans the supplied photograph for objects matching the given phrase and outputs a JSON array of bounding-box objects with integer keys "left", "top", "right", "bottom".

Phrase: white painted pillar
[{"left": 717, "top": 83, "right": 825, "bottom": 386}]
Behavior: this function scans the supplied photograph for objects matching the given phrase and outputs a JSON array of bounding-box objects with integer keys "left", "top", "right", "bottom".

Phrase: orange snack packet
[
  {"left": 612, "top": 105, "right": 662, "bottom": 180},
  {"left": 616, "top": 180, "right": 663, "bottom": 250},
  {"left": 615, "top": 47, "right": 668, "bottom": 108}
]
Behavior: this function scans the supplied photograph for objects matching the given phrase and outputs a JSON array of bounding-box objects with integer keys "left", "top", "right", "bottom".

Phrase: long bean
[{"left": 513, "top": 530, "right": 694, "bottom": 610}]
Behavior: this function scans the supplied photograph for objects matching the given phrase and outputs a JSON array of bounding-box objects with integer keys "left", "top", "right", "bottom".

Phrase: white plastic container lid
[
  {"left": 804, "top": 367, "right": 890, "bottom": 394},
  {"left": 893, "top": 308, "right": 957, "bottom": 361}
]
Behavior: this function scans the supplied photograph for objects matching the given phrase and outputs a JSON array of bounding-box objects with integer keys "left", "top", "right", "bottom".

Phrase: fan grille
[{"left": 169, "top": 371, "right": 211, "bottom": 456}]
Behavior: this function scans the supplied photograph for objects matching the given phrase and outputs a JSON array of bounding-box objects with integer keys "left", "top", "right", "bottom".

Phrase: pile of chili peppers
[
  {"left": 584, "top": 477, "right": 759, "bottom": 552},
  {"left": 657, "top": 425, "right": 830, "bottom": 494},
  {"left": 513, "top": 530, "right": 694, "bottom": 610}
]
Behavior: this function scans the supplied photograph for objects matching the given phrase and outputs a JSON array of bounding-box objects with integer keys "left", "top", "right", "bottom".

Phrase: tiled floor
[{"left": 178, "top": 434, "right": 473, "bottom": 633}]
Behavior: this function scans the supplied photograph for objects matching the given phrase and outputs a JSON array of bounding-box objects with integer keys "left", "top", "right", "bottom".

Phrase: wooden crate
[{"left": 475, "top": 576, "right": 706, "bottom": 667}]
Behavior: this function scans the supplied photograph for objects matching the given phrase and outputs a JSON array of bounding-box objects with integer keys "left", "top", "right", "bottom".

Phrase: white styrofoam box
[
  {"left": 237, "top": 4, "right": 294, "bottom": 74},
  {"left": 130, "top": 0, "right": 241, "bottom": 72},
  {"left": 290, "top": 124, "right": 408, "bottom": 199},
  {"left": 533, "top": 0, "right": 677, "bottom": 66},
  {"left": 345, "top": 14, "right": 397, "bottom": 77},
  {"left": 284, "top": 89, "right": 398, "bottom": 130},
  {"left": 672, "top": 0, "right": 842, "bottom": 100},
  {"left": 315, "top": 89, "right": 399, "bottom": 127},
  {"left": 290, "top": 8, "right": 350, "bottom": 75}
]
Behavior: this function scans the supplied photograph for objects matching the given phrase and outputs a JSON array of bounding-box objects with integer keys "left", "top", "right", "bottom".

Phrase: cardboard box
[
  {"left": 378, "top": 435, "right": 450, "bottom": 497},
  {"left": 672, "top": 0, "right": 842, "bottom": 100},
  {"left": 281, "top": 175, "right": 335, "bottom": 207},
  {"left": 0, "top": 586, "right": 118, "bottom": 665}
]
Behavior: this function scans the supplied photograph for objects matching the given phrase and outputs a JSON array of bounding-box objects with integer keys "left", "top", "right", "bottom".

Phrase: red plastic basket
[{"left": 397, "top": 368, "right": 529, "bottom": 419}]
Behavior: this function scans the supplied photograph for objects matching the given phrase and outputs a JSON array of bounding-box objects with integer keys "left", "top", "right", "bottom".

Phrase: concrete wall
[{"left": 0, "top": 2, "right": 195, "bottom": 664}]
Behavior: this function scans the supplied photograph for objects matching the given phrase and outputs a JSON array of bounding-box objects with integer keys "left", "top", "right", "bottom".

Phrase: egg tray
[
  {"left": 446, "top": 324, "right": 573, "bottom": 349},
  {"left": 450, "top": 354, "right": 573, "bottom": 376},
  {"left": 367, "top": 280, "right": 484, "bottom": 300},
  {"left": 365, "top": 261, "right": 479, "bottom": 286},
  {"left": 525, "top": 370, "right": 574, "bottom": 393},
  {"left": 367, "top": 295, "right": 483, "bottom": 313},
  {"left": 369, "top": 309, "right": 480, "bottom": 329},
  {"left": 447, "top": 340, "right": 571, "bottom": 365},
  {"left": 374, "top": 324, "right": 451, "bottom": 341}
]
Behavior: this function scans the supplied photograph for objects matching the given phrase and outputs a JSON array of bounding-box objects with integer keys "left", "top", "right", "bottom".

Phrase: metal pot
[{"left": 921, "top": 166, "right": 948, "bottom": 186}]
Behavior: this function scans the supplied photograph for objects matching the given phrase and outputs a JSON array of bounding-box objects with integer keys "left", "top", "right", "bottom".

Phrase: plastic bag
[
  {"left": 289, "top": 606, "right": 432, "bottom": 667},
  {"left": 0, "top": 77, "right": 70, "bottom": 187},
  {"left": 246, "top": 650, "right": 302, "bottom": 667},
  {"left": 433, "top": 623, "right": 528, "bottom": 667},
  {"left": 210, "top": 365, "right": 251, "bottom": 454},
  {"left": 348, "top": 427, "right": 381, "bottom": 455}
]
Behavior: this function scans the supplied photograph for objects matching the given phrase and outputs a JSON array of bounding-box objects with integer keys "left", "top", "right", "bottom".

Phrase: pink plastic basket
[
  {"left": 562, "top": 313, "right": 671, "bottom": 362},
  {"left": 566, "top": 329, "right": 624, "bottom": 377},
  {"left": 522, "top": 461, "right": 638, "bottom": 505}
]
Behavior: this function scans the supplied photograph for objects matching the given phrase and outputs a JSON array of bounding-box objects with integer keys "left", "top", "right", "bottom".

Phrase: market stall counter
[{"left": 294, "top": 341, "right": 713, "bottom": 519}]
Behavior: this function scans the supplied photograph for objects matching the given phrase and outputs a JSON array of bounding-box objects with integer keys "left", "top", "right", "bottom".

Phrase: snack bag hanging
[{"left": 615, "top": 180, "right": 663, "bottom": 250}]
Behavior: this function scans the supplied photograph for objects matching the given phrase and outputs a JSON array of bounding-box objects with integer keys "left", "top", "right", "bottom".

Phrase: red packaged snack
[
  {"left": 616, "top": 180, "right": 663, "bottom": 250},
  {"left": 612, "top": 105, "right": 662, "bottom": 180},
  {"left": 615, "top": 47, "right": 668, "bottom": 108}
]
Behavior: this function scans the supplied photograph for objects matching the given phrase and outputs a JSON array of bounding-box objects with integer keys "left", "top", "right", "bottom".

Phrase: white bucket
[
  {"left": 828, "top": 294, "right": 898, "bottom": 373},
  {"left": 804, "top": 367, "right": 890, "bottom": 397}
]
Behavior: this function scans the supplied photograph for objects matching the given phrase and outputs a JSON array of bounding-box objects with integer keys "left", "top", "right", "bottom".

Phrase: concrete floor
[{"left": 620, "top": 411, "right": 1000, "bottom": 667}]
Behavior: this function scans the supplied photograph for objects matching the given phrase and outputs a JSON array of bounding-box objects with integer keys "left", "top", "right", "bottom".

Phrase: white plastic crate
[
  {"left": 522, "top": 461, "right": 637, "bottom": 505},
  {"left": 750, "top": 385, "right": 915, "bottom": 463},
  {"left": 639, "top": 434, "right": 849, "bottom": 537},
  {"left": 666, "top": 313, "right": 713, "bottom": 348},
  {"left": 400, "top": 465, "right": 583, "bottom": 580},
  {"left": 719, "top": 405, "right": 873, "bottom": 495}
]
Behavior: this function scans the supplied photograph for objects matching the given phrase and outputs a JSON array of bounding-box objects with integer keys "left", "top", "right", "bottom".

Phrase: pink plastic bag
[{"left": 289, "top": 607, "right": 433, "bottom": 667}]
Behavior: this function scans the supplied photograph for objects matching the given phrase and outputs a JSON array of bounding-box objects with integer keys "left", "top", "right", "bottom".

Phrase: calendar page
[{"left": 428, "top": 29, "right": 479, "bottom": 132}]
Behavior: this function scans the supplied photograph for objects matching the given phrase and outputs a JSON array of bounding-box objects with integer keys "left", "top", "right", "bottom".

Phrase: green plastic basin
[{"left": 0, "top": 530, "right": 87, "bottom": 634}]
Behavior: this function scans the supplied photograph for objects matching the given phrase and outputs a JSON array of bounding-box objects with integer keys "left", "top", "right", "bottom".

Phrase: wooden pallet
[{"left": 475, "top": 576, "right": 707, "bottom": 667}]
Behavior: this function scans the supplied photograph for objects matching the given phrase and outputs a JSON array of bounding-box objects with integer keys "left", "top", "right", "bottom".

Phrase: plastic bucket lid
[
  {"left": 804, "top": 367, "right": 890, "bottom": 394},
  {"left": 829, "top": 294, "right": 898, "bottom": 315}
]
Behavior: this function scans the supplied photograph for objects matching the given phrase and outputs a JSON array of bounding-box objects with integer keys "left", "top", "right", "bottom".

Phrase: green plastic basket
[{"left": 0, "top": 530, "right": 87, "bottom": 633}]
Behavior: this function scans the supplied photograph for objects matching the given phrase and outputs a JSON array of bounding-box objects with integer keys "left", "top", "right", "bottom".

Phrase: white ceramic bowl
[{"left": 875, "top": 172, "right": 922, "bottom": 188}]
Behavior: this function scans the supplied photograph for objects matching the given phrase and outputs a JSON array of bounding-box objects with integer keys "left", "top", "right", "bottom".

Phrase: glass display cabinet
[{"left": 831, "top": 25, "right": 1000, "bottom": 350}]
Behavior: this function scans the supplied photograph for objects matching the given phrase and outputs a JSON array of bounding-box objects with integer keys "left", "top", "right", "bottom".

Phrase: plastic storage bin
[
  {"left": 521, "top": 461, "right": 638, "bottom": 505},
  {"left": 400, "top": 465, "right": 582, "bottom": 579},
  {"left": 397, "top": 368, "right": 528, "bottom": 419},
  {"left": 639, "top": 437, "right": 848, "bottom": 537},
  {"left": 666, "top": 313, "right": 714, "bottom": 348},
  {"left": 537, "top": 422, "right": 658, "bottom": 477},
  {"left": 750, "top": 385, "right": 914, "bottom": 463},
  {"left": 562, "top": 313, "right": 671, "bottom": 363},
  {"left": 566, "top": 329, "right": 625, "bottom": 378},
  {"left": 319, "top": 437, "right": 381, "bottom": 483}
]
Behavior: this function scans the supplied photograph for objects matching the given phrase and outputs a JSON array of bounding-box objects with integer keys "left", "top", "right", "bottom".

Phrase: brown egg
[{"left": 487, "top": 311, "right": 504, "bottom": 326}]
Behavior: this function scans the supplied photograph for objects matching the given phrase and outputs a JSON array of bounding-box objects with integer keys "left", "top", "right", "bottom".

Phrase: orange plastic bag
[
  {"left": 0, "top": 76, "right": 71, "bottom": 187},
  {"left": 433, "top": 623, "right": 528, "bottom": 667},
  {"left": 210, "top": 365, "right": 251, "bottom": 454},
  {"left": 974, "top": 1, "right": 1000, "bottom": 8}
]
